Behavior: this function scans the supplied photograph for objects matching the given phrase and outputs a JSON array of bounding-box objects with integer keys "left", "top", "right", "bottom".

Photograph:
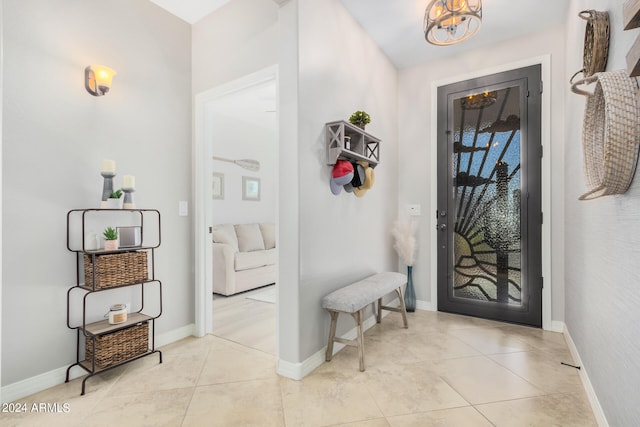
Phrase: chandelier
[{"left": 424, "top": 0, "right": 482, "bottom": 46}]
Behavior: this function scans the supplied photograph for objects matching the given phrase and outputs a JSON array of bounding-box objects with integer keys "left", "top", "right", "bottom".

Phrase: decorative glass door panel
[
  {"left": 437, "top": 66, "right": 542, "bottom": 327},
  {"left": 453, "top": 86, "right": 521, "bottom": 304}
]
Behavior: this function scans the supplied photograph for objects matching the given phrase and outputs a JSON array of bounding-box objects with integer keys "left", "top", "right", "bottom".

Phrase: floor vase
[{"left": 405, "top": 265, "right": 416, "bottom": 312}]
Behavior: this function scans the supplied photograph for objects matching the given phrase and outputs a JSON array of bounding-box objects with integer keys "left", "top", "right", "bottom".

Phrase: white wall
[
  {"left": 294, "top": 0, "right": 399, "bottom": 360},
  {"left": 209, "top": 102, "right": 278, "bottom": 225},
  {"left": 564, "top": 1, "right": 640, "bottom": 425},
  {"left": 191, "top": 0, "right": 279, "bottom": 94},
  {"left": 398, "top": 26, "right": 567, "bottom": 323},
  {"left": 1, "top": 0, "right": 192, "bottom": 389}
]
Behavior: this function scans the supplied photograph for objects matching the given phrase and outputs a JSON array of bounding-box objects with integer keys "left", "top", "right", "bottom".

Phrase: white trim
[
  {"left": 0, "top": 324, "right": 195, "bottom": 403},
  {"left": 193, "top": 65, "right": 279, "bottom": 338},
  {"left": 1, "top": 365, "right": 85, "bottom": 404},
  {"left": 155, "top": 323, "right": 196, "bottom": 348},
  {"left": 429, "top": 55, "right": 553, "bottom": 330},
  {"left": 549, "top": 320, "right": 565, "bottom": 333},
  {"left": 563, "top": 324, "right": 609, "bottom": 427},
  {"left": 416, "top": 299, "right": 434, "bottom": 311},
  {"left": 0, "top": 0, "right": 4, "bottom": 404},
  {"left": 277, "top": 309, "right": 385, "bottom": 380}
]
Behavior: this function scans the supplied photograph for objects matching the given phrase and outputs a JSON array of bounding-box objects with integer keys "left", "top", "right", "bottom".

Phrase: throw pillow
[
  {"left": 235, "top": 223, "right": 265, "bottom": 252},
  {"left": 212, "top": 224, "right": 239, "bottom": 252},
  {"left": 259, "top": 223, "right": 276, "bottom": 249}
]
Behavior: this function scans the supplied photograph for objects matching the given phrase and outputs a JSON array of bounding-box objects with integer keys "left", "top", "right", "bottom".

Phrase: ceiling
[
  {"left": 149, "top": 0, "right": 231, "bottom": 24},
  {"left": 340, "top": 0, "right": 570, "bottom": 68},
  {"left": 208, "top": 80, "right": 277, "bottom": 130},
  {"left": 149, "top": 0, "right": 569, "bottom": 69}
]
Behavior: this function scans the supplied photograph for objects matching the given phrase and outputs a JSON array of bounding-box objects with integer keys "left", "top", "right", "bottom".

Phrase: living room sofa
[{"left": 212, "top": 223, "right": 277, "bottom": 296}]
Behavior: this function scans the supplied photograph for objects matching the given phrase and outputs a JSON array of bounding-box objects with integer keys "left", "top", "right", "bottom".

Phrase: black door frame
[{"left": 435, "top": 64, "right": 543, "bottom": 327}]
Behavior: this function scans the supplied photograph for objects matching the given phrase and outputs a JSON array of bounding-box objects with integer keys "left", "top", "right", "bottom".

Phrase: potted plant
[
  {"left": 349, "top": 110, "right": 371, "bottom": 130},
  {"left": 107, "top": 189, "right": 123, "bottom": 209},
  {"left": 103, "top": 226, "right": 118, "bottom": 251}
]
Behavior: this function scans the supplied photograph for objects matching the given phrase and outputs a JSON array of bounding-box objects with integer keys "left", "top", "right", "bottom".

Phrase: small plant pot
[
  {"left": 104, "top": 240, "right": 118, "bottom": 251},
  {"left": 106, "top": 197, "right": 123, "bottom": 209}
]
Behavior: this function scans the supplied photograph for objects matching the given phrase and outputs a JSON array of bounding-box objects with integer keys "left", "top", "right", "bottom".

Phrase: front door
[{"left": 436, "top": 65, "right": 542, "bottom": 327}]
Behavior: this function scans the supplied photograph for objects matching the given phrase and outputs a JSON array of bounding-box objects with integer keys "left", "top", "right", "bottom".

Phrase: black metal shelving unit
[{"left": 65, "top": 208, "right": 162, "bottom": 395}]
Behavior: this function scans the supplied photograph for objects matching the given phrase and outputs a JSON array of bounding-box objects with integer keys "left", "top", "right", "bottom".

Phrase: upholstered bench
[{"left": 322, "top": 272, "right": 409, "bottom": 371}]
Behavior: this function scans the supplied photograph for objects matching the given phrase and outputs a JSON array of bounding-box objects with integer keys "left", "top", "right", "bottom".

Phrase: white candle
[
  {"left": 102, "top": 159, "right": 116, "bottom": 173},
  {"left": 123, "top": 175, "right": 135, "bottom": 188}
]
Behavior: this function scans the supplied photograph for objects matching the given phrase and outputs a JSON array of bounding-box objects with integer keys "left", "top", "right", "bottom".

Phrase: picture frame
[
  {"left": 212, "top": 172, "right": 224, "bottom": 200},
  {"left": 242, "top": 176, "right": 261, "bottom": 201},
  {"left": 117, "top": 226, "right": 142, "bottom": 248}
]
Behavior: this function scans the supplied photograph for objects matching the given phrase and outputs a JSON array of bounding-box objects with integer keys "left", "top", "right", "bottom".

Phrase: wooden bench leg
[
  {"left": 351, "top": 309, "right": 365, "bottom": 371},
  {"left": 395, "top": 287, "right": 409, "bottom": 329},
  {"left": 377, "top": 298, "right": 383, "bottom": 323},
  {"left": 326, "top": 311, "right": 339, "bottom": 361}
]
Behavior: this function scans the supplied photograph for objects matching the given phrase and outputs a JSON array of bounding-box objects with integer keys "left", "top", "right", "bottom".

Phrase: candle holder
[
  {"left": 122, "top": 187, "right": 136, "bottom": 209},
  {"left": 101, "top": 172, "right": 116, "bottom": 208}
]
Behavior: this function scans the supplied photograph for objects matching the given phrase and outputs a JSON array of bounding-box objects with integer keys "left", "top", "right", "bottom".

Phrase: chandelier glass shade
[{"left": 424, "top": 0, "right": 482, "bottom": 46}]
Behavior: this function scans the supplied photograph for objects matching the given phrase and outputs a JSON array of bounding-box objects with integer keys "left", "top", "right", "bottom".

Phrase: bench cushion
[{"left": 321, "top": 272, "right": 407, "bottom": 313}]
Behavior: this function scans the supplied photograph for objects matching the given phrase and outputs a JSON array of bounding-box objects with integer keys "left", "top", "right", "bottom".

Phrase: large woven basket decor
[
  {"left": 571, "top": 70, "right": 640, "bottom": 200},
  {"left": 570, "top": 9, "right": 610, "bottom": 89}
]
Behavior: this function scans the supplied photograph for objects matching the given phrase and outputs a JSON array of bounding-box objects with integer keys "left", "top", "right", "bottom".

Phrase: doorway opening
[{"left": 194, "top": 66, "right": 278, "bottom": 353}]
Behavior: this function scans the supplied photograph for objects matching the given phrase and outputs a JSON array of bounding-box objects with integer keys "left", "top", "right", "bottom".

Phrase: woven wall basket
[
  {"left": 571, "top": 70, "right": 640, "bottom": 200},
  {"left": 570, "top": 10, "right": 610, "bottom": 91}
]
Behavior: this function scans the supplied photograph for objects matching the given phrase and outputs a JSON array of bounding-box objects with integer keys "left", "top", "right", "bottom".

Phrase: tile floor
[{"left": 3, "top": 307, "right": 598, "bottom": 426}]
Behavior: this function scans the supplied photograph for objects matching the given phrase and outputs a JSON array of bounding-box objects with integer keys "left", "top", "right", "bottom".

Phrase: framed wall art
[
  {"left": 212, "top": 172, "right": 224, "bottom": 200},
  {"left": 242, "top": 176, "right": 260, "bottom": 201}
]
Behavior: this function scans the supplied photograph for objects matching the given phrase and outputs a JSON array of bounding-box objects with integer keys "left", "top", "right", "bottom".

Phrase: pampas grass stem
[{"left": 391, "top": 219, "right": 418, "bottom": 266}]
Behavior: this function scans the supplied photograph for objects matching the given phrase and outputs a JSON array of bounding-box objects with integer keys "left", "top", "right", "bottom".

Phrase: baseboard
[
  {"left": 549, "top": 320, "right": 565, "bottom": 333},
  {"left": 1, "top": 323, "right": 196, "bottom": 403},
  {"left": 563, "top": 325, "right": 609, "bottom": 427},
  {"left": 155, "top": 323, "right": 196, "bottom": 348},
  {"left": 277, "top": 307, "right": 389, "bottom": 380},
  {"left": 1, "top": 364, "right": 85, "bottom": 404},
  {"left": 415, "top": 299, "right": 434, "bottom": 311}
]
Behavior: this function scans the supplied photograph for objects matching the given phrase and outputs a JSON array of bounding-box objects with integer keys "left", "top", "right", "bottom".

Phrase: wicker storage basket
[
  {"left": 84, "top": 251, "right": 148, "bottom": 289},
  {"left": 571, "top": 70, "right": 640, "bottom": 200},
  {"left": 570, "top": 9, "right": 610, "bottom": 90},
  {"left": 85, "top": 322, "right": 149, "bottom": 369}
]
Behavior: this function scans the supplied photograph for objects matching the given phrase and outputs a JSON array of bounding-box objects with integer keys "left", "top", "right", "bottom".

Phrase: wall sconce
[{"left": 84, "top": 65, "right": 116, "bottom": 96}]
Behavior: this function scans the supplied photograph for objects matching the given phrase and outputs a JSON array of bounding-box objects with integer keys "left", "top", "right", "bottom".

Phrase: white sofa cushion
[
  {"left": 235, "top": 223, "right": 265, "bottom": 252},
  {"left": 259, "top": 223, "right": 276, "bottom": 249},
  {"left": 212, "top": 224, "right": 239, "bottom": 252},
  {"left": 235, "top": 249, "right": 277, "bottom": 271}
]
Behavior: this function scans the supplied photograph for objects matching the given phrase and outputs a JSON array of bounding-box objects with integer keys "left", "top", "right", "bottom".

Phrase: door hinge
[
  {"left": 540, "top": 80, "right": 544, "bottom": 94},
  {"left": 540, "top": 145, "right": 544, "bottom": 158},
  {"left": 540, "top": 212, "right": 544, "bottom": 224},
  {"left": 541, "top": 277, "right": 544, "bottom": 289},
  {"left": 208, "top": 226, "right": 213, "bottom": 233},
  {"left": 526, "top": 90, "right": 530, "bottom": 98}
]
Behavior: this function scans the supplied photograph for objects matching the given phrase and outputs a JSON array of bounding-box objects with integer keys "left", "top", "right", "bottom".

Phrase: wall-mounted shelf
[{"left": 326, "top": 121, "right": 380, "bottom": 168}]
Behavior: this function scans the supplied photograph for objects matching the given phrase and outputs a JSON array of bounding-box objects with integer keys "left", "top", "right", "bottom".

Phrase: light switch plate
[{"left": 178, "top": 201, "right": 188, "bottom": 216}]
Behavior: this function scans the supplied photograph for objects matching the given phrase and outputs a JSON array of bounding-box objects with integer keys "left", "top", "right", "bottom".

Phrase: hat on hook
[
  {"left": 354, "top": 161, "right": 375, "bottom": 198},
  {"left": 344, "top": 162, "right": 365, "bottom": 193},
  {"left": 330, "top": 160, "right": 354, "bottom": 195}
]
